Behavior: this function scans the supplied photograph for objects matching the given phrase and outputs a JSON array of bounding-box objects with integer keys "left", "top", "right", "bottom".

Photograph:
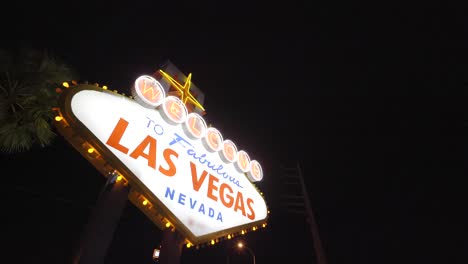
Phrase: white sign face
[{"left": 70, "top": 89, "right": 268, "bottom": 238}]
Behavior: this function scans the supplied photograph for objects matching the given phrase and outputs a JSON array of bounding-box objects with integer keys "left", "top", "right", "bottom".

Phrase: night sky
[{"left": 3, "top": 2, "right": 465, "bottom": 264}]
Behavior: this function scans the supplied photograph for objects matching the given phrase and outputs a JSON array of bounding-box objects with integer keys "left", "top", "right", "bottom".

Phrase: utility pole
[{"left": 281, "top": 162, "right": 327, "bottom": 264}]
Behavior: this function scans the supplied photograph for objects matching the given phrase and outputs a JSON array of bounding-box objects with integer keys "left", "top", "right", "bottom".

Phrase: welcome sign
[{"left": 55, "top": 72, "right": 268, "bottom": 245}]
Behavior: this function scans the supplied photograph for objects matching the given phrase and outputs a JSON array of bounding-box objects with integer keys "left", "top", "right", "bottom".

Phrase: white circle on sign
[
  {"left": 247, "top": 160, "right": 263, "bottom": 182},
  {"left": 132, "top": 75, "right": 165, "bottom": 108},
  {"left": 202, "top": 127, "right": 223, "bottom": 152},
  {"left": 220, "top": 139, "right": 237, "bottom": 163},
  {"left": 183, "top": 113, "right": 207, "bottom": 139},
  {"left": 161, "top": 96, "right": 188, "bottom": 124},
  {"left": 235, "top": 150, "right": 251, "bottom": 173}
]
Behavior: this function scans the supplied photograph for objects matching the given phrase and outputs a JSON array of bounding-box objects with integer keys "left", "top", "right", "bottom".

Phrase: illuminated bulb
[
  {"left": 142, "top": 200, "right": 148, "bottom": 206},
  {"left": 62, "top": 82, "right": 70, "bottom": 88},
  {"left": 102, "top": 85, "right": 108, "bottom": 90},
  {"left": 252, "top": 227, "right": 256, "bottom": 231},
  {"left": 241, "top": 230, "right": 245, "bottom": 235},
  {"left": 165, "top": 222, "right": 171, "bottom": 228},
  {"left": 116, "top": 175, "right": 123, "bottom": 182},
  {"left": 262, "top": 223, "right": 266, "bottom": 228},
  {"left": 268, "top": 210, "right": 270, "bottom": 214},
  {"left": 55, "top": 116, "right": 63, "bottom": 121},
  {"left": 227, "top": 234, "right": 231, "bottom": 239},
  {"left": 186, "top": 243, "right": 191, "bottom": 248},
  {"left": 87, "top": 148, "right": 94, "bottom": 154},
  {"left": 211, "top": 240, "right": 215, "bottom": 245},
  {"left": 260, "top": 192, "right": 263, "bottom": 196}
]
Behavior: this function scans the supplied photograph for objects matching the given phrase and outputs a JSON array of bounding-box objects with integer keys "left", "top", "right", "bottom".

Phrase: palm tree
[{"left": 0, "top": 45, "right": 78, "bottom": 153}]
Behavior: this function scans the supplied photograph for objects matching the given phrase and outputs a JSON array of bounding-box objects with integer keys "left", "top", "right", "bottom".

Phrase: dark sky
[{"left": 3, "top": 2, "right": 466, "bottom": 264}]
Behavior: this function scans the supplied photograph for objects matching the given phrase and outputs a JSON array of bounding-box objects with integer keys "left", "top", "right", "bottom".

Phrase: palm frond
[
  {"left": 0, "top": 121, "right": 33, "bottom": 153},
  {"left": 0, "top": 46, "right": 79, "bottom": 153}
]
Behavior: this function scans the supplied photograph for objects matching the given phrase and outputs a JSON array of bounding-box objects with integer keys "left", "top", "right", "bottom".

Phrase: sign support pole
[
  {"left": 72, "top": 174, "right": 130, "bottom": 264},
  {"left": 158, "top": 228, "right": 184, "bottom": 264}
]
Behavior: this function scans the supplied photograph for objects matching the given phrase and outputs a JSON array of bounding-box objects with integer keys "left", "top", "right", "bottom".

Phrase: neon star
[{"left": 159, "top": 70, "right": 205, "bottom": 111}]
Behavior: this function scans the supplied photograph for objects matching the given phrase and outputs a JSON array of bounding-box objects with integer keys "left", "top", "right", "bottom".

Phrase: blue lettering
[
  {"left": 165, "top": 187, "right": 175, "bottom": 200},
  {"left": 198, "top": 204, "right": 205, "bottom": 214},
  {"left": 169, "top": 133, "right": 192, "bottom": 148},
  {"left": 208, "top": 208, "right": 215, "bottom": 217},
  {"left": 164, "top": 186, "right": 224, "bottom": 222},
  {"left": 153, "top": 124, "right": 163, "bottom": 135},
  {"left": 146, "top": 117, "right": 154, "bottom": 128},
  {"left": 189, "top": 198, "right": 197, "bottom": 209},
  {"left": 178, "top": 193, "right": 186, "bottom": 205},
  {"left": 146, "top": 116, "right": 164, "bottom": 135},
  {"left": 213, "top": 164, "right": 224, "bottom": 173},
  {"left": 197, "top": 153, "right": 207, "bottom": 164}
]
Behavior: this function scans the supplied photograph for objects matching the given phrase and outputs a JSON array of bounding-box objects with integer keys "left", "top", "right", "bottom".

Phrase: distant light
[
  {"left": 211, "top": 240, "right": 215, "bottom": 245},
  {"left": 228, "top": 234, "right": 231, "bottom": 239},
  {"left": 62, "top": 82, "right": 70, "bottom": 88},
  {"left": 186, "top": 243, "right": 191, "bottom": 248},
  {"left": 142, "top": 200, "right": 148, "bottom": 206},
  {"left": 237, "top": 242, "right": 243, "bottom": 248},
  {"left": 165, "top": 222, "right": 171, "bottom": 228},
  {"left": 87, "top": 148, "right": 94, "bottom": 154},
  {"left": 116, "top": 175, "right": 123, "bottom": 182},
  {"left": 55, "top": 116, "right": 63, "bottom": 121},
  {"left": 102, "top": 85, "right": 108, "bottom": 90},
  {"left": 153, "top": 248, "right": 160, "bottom": 259}
]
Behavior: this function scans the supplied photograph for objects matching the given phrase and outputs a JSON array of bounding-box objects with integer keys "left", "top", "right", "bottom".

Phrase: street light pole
[
  {"left": 244, "top": 246, "right": 256, "bottom": 264},
  {"left": 237, "top": 242, "right": 255, "bottom": 264}
]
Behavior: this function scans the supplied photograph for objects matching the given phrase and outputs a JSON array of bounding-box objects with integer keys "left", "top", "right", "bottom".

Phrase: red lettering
[
  {"left": 189, "top": 117, "right": 201, "bottom": 137},
  {"left": 159, "top": 148, "right": 178, "bottom": 176},
  {"left": 129, "top": 135, "right": 157, "bottom": 169},
  {"left": 106, "top": 118, "right": 130, "bottom": 154},
  {"left": 189, "top": 161, "right": 256, "bottom": 220},
  {"left": 234, "top": 192, "right": 246, "bottom": 216},
  {"left": 207, "top": 175, "right": 219, "bottom": 201},
  {"left": 219, "top": 183, "right": 234, "bottom": 208},
  {"left": 246, "top": 198, "right": 255, "bottom": 220},
  {"left": 190, "top": 161, "right": 208, "bottom": 191},
  {"left": 169, "top": 101, "right": 182, "bottom": 120}
]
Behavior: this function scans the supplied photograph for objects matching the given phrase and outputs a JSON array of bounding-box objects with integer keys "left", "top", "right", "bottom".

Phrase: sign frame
[{"left": 54, "top": 84, "right": 269, "bottom": 246}]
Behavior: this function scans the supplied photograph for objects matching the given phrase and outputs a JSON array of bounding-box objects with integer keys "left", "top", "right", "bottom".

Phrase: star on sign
[{"left": 159, "top": 70, "right": 205, "bottom": 112}]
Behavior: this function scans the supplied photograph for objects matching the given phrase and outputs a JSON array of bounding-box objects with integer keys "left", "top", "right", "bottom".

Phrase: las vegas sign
[{"left": 54, "top": 73, "right": 269, "bottom": 246}]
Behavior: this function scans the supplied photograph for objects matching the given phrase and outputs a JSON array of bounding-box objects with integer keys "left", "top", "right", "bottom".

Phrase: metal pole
[
  {"left": 244, "top": 246, "right": 256, "bottom": 264},
  {"left": 296, "top": 162, "right": 327, "bottom": 264},
  {"left": 158, "top": 228, "right": 184, "bottom": 264},
  {"left": 72, "top": 173, "right": 129, "bottom": 264}
]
